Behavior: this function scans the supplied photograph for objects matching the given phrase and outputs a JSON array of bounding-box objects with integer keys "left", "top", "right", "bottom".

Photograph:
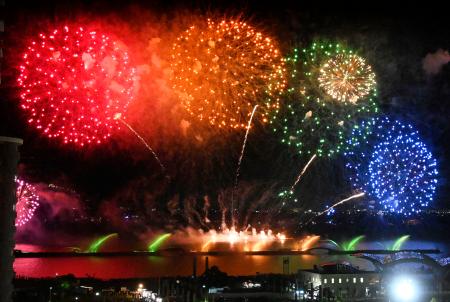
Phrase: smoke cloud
[
  {"left": 15, "top": 183, "right": 84, "bottom": 246},
  {"left": 422, "top": 49, "right": 450, "bottom": 75}
]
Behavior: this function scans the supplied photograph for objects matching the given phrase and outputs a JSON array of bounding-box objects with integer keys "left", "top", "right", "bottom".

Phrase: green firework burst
[{"left": 270, "top": 42, "right": 379, "bottom": 158}]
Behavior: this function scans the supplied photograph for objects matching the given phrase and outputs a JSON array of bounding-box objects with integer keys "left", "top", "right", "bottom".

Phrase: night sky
[{"left": 1, "top": 1, "right": 449, "bottom": 242}]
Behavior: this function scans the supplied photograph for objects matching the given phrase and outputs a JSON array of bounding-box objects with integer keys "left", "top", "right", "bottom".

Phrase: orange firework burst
[
  {"left": 318, "top": 53, "right": 376, "bottom": 104},
  {"left": 169, "top": 18, "right": 286, "bottom": 129}
]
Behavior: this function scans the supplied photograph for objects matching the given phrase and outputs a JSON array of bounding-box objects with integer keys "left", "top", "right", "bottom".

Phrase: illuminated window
[
  {"left": 339, "top": 278, "right": 342, "bottom": 284},
  {"left": 346, "top": 278, "right": 349, "bottom": 283},
  {"left": 331, "top": 278, "right": 334, "bottom": 284},
  {"left": 360, "top": 277, "right": 364, "bottom": 283},
  {"left": 353, "top": 278, "right": 356, "bottom": 283},
  {"left": 324, "top": 279, "right": 327, "bottom": 284}
]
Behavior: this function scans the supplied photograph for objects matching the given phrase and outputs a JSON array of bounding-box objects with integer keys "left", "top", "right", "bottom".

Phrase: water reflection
[{"left": 14, "top": 241, "right": 447, "bottom": 279}]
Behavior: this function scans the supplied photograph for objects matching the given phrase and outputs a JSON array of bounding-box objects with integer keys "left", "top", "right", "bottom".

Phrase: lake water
[{"left": 14, "top": 240, "right": 447, "bottom": 279}]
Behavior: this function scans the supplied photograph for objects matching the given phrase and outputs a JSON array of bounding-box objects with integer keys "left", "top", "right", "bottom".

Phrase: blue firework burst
[{"left": 345, "top": 117, "right": 438, "bottom": 215}]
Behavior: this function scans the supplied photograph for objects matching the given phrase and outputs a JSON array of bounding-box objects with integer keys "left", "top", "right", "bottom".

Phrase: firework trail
[
  {"left": 114, "top": 114, "right": 167, "bottom": 177},
  {"left": 302, "top": 192, "right": 365, "bottom": 227},
  {"left": 242, "top": 183, "right": 276, "bottom": 227},
  {"left": 184, "top": 197, "right": 208, "bottom": 229},
  {"left": 217, "top": 192, "right": 228, "bottom": 229},
  {"left": 183, "top": 201, "right": 195, "bottom": 226},
  {"left": 203, "top": 196, "right": 211, "bottom": 224},
  {"left": 231, "top": 105, "right": 258, "bottom": 226},
  {"left": 276, "top": 154, "right": 316, "bottom": 214},
  {"left": 290, "top": 154, "right": 317, "bottom": 192},
  {"left": 318, "top": 192, "right": 365, "bottom": 216}
]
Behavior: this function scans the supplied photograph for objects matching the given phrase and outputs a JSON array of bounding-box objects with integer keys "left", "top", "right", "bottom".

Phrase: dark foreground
[{"left": 13, "top": 259, "right": 450, "bottom": 302}]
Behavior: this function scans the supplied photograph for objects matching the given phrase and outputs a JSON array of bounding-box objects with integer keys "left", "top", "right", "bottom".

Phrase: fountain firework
[
  {"left": 391, "top": 235, "right": 410, "bottom": 251},
  {"left": 87, "top": 233, "right": 118, "bottom": 253},
  {"left": 200, "top": 226, "right": 286, "bottom": 252},
  {"left": 148, "top": 233, "right": 171, "bottom": 252},
  {"left": 343, "top": 235, "right": 365, "bottom": 251},
  {"left": 299, "top": 235, "right": 321, "bottom": 251}
]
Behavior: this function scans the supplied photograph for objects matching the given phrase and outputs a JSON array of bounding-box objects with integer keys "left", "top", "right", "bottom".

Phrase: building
[
  {"left": 297, "top": 263, "right": 382, "bottom": 300},
  {"left": 0, "top": 136, "right": 23, "bottom": 302}
]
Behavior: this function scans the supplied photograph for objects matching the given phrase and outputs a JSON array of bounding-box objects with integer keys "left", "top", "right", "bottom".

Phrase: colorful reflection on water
[{"left": 14, "top": 240, "right": 446, "bottom": 279}]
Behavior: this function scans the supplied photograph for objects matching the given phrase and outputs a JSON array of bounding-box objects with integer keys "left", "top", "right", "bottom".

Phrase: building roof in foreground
[{"left": 300, "top": 263, "right": 377, "bottom": 275}]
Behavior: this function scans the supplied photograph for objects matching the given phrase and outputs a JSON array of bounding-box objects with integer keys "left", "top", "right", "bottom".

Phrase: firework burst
[
  {"left": 169, "top": 18, "right": 286, "bottom": 129},
  {"left": 318, "top": 53, "right": 375, "bottom": 103},
  {"left": 17, "top": 25, "right": 136, "bottom": 146},
  {"left": 271, "top": 42, "right": 378, "bottom": 158},
  {"left": 345, "top": 117, "right": 438, "bottom": 215},
  {"left": 15, "top": 178, "right": 40, "bottom": 227}
]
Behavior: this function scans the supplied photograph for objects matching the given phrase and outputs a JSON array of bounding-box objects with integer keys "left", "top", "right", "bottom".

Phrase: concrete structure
[
  {"left": 0, "top": 0, "right": 4, "bottom": 85},
  {"left": 0, "top": 137, "right": 23, "bottom": 302}
]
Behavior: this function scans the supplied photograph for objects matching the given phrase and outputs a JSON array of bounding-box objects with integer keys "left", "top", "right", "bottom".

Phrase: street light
[{"left": 389, "top": 275, "right": 421, "bottom": 302}]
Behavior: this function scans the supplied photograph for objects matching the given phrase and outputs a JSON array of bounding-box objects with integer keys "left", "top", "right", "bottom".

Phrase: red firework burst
[
  {"left": 17, "top": 26, "right": 136, "bottom": 146},
  {"left": 15, "top": 178, "right": 40, "bottom": 227}
]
